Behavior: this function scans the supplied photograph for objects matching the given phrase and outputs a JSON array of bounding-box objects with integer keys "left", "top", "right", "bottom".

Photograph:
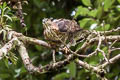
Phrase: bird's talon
[{"left": 63, "top": 47, "right": 69, "bottom": 54}]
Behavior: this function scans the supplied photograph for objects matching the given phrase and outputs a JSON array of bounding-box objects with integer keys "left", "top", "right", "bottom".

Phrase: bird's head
[
  {"left": 42, "top": 18, "right": 59, "bottom": 30},
  {"left": 42, "top": 18, "right": 51, "bottom": 29}
]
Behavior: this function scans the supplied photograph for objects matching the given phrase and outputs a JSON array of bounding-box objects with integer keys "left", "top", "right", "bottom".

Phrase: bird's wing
[{"left": 54, "top": 19, "right": 82, "bottom": 33}]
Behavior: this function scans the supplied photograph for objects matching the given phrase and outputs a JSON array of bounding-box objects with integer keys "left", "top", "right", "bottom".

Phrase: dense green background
[{"left": 0, "top": 0, "right": 120, "bottom": 80}]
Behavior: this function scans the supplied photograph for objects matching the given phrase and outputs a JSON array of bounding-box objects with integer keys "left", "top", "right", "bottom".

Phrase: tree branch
[{"left": 0, "top": 37, "right": 19, "bottom": 60}]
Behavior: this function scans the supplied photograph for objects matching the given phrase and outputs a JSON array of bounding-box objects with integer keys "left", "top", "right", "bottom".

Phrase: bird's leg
[{"left": 52, "top": 50, "right": 56, "bottom": 63}]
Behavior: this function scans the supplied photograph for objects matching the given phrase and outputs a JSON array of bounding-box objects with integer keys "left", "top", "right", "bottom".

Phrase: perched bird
[
  {"left": 42, "top": 18, "right": 83, "bottom": 49},
  {"left": 42, "top": 18, "right": 89, "bottom": 62}
]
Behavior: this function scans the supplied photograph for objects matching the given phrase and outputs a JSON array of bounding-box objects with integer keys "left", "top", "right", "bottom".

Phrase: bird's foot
[{"left": 62, "top": 47, "right": 69, "bottom": 54}]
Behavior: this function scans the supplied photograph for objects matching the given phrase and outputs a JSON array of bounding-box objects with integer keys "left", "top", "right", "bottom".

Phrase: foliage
[{"left": 0, "top": 0, "right": 120, "bottom": 80}]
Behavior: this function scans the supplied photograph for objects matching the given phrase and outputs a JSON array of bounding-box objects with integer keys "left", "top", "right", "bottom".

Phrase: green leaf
[
  {"left": 20, "top": 67, "right": 27, "bottom": 74},
  {"left": 89, "top": 61, "right": 98, "bottom": 65},
  {"left": 76, "top": 42, "right": 83, "bottom": 52},
  {"left": 104, "top": 0, "right": 115, "bottom": 11},
  {"left": 79, "top": 18, "right": 96, "bottom": 29},
  {"left": 118, "top": 0, "right": 120, "bottom": 3},
  {"left": 96, "top": 7, "right": 103, "bottom": 19},
  {"left": 82, "top": 0, "right": 92, "bottom": 7},
  {"left": 98, "top": 47, "right": 108, "bottom": 59},
  {"left": 104, "top": 24, "right": 110, "bottom": 30},
  {"left": 9, "top": 52, "right": 18, "bottom": 65},
  {"left": 3, "top": 15, "right": 12, "bottom": 21},
  {"left": 88, "top": 9, "right": 97, "bottom": 17},
  {"left": 53, "top": 72, "right": 69, "bottom": 80},
  {"left": 3, "top": 7, "right": 10, "bottom": 13},
  {"left": 3, "top": 2, "right": 7, "bottom": 9},
  {"left": 79, "top": 18, "right": 91, "bottom": 28},
  {"left": 85, "top": 55, "right": 99, "bottom": 66},
  {"left": 4, "top": 57, "right": 9, "bottom": 68},
  {"left": 94, "top": 0, "right": 103, "bottom": 7},
  {"left": 74, "top": 6, "right": 89, "bottom": 18},
  {"left": 96, "top": 24, "right": 110, "bottom": 31},
  {"left": 68, "top": 61, "right": 76, "bottom": 78}
]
